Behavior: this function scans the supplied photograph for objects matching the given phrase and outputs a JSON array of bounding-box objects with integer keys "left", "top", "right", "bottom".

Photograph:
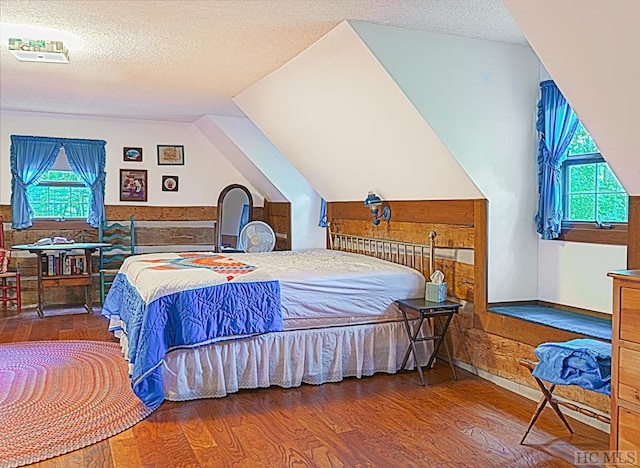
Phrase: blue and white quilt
[{"left": 102, "top": 252, "right": 282, "bottom": 409}]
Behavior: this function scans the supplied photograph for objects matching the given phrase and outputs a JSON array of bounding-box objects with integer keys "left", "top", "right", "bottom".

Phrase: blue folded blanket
[{"left": 531, "top": 339, "right": 611, "bottom": 396}]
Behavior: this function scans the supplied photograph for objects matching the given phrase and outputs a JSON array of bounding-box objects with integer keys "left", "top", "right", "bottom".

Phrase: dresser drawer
[
  {"left": 619, "top": 347, "right": 640, "bottom": 406},
  {"left": 621, "top": 287, "right": 640, "bottom": 343},
  {"left": 618, "top": 407, "right": 640, "bottom": 453}
]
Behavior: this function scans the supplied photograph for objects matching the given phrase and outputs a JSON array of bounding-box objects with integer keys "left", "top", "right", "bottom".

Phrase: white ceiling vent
[{"left": 8, "top": 38, "right": 69, "bottom": 64}]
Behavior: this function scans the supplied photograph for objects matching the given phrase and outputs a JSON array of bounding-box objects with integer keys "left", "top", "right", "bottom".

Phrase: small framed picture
[
  {"left": 162, "top": 175, "right": 179, "bottom": 192},
  {"left": 120, "top": 169, "right": 147, "bottom": 202},
  {"left": 123, "top": 147, "right": 143, "bottom": 162},
  {"left": 157, "top": 145, "right": 184, "bottom": 165}
]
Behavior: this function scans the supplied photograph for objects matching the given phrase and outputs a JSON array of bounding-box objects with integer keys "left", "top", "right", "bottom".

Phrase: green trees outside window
[
  {"left": 27, "top": 170, "right": 90, "bottom": 219},
  {"left": 563, "top": 122, "right": 628, "bottom": 223}
]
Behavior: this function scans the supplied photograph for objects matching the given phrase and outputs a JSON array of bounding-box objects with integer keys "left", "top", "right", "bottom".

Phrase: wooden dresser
[{"left": 608, "top": 270, "right": 640, "bottom": 459}]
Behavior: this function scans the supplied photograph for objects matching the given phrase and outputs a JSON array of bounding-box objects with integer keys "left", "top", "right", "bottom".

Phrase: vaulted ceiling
[{"left": 0, "top": 0, "right": 527, "bottom": 122}]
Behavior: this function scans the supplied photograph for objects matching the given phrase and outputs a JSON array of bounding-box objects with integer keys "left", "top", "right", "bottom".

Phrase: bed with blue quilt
[{"left": 102, "top": 249, "right": 427, "bottom": 409}]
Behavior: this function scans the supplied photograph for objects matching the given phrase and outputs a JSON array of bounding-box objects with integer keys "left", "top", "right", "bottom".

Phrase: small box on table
[{"left": 425, "top": 282, "right": 447, "bottom": 302}]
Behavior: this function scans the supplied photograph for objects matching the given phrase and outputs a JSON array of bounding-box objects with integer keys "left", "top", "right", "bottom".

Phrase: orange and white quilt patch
[{"left": 139, "top": 254, "right": 256, "bottom": 281}]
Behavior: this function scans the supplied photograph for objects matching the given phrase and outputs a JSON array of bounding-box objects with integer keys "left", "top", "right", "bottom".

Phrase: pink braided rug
[{"left": 0, "top": 341, "right": 154, "bottom": 467}]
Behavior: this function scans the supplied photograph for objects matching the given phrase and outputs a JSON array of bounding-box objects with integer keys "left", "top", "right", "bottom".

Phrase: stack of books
[{"left": 41, "top": 252, "right": 86, "bottom": 276}]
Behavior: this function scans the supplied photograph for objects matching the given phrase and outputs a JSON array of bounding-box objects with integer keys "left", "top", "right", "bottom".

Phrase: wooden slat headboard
[{"left": 328, "top": 224, "right": 436, "bottom": 279}]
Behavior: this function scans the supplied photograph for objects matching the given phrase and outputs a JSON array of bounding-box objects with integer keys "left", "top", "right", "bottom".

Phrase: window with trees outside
[
  {"left": 27, "top": 149, "right": 91, "bottom": 220},
  {"left": 562, "top": 122, "right": 628, "bottom": 224}
]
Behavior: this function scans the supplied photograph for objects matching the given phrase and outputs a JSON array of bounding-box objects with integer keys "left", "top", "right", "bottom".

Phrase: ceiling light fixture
[{"left": 8, "top": 38, "right": 69, "bottom": 63}]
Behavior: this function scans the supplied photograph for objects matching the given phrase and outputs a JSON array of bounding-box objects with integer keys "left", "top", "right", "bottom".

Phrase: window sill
[
  {"left": 488, "top": 304, "right": 611, "bottom": 341},
  {"left": 31, "top": 219, "right": 93, "bottom": 230},
  {"left": 482, "top": 304, "right": 612, "bottom": 347},
  {"left": 557, "top": 222, "right": 627, "bottom": 245}
]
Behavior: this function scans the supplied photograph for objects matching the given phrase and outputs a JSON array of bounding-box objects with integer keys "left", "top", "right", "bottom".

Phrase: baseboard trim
[{"left": 452, "top": 359, "right": 610, "bottom": 434}]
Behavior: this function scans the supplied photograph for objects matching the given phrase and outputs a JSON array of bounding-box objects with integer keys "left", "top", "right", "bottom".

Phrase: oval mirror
[{"left": 216, "top": 184, "right": 253, "bottom": 252}]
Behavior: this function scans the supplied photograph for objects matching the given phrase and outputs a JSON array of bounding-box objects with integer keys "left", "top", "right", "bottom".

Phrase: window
[
  {"left": 27, "top": 170, "right": 91, "bottom": 219},
  {"left": 562, "top": 122, "right": 628, "bottom": 223},
  {"left": 10, "top": 135, "right": 106, "bottom": 229}
]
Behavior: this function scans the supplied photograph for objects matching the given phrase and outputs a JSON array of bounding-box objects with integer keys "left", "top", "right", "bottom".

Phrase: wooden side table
[
  {"left": 13, "top": 243, "right": 110, "bottom": 318},
  {"left": 395, "top": 298, "right": 461, "bottom": 385}
]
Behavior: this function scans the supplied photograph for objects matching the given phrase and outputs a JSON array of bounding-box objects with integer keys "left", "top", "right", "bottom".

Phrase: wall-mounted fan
[{"left": 238, "top": 221, "right": 276, "bottom": 253}]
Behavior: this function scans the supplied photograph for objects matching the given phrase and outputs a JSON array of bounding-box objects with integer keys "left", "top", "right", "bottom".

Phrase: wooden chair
[
  {"left": 0, "top": 216, "right": 21, "bottom": 314},
  {"left": 99, "top": 215, "right": 135, "bottom": 304}
]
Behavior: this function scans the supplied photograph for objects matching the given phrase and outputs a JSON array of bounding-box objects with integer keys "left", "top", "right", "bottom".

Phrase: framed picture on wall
[
  {"left": 162, "top": 175, "right": 179, "bottom": 192},
  {"left": 120, "top": 169, "right": 147, "bottom": 202},
  {"left": 123, "top": 147, "right": 143, "bottom": 162},
  {"left": 157, "top": 145, "right": 184, "bottom": 165}
]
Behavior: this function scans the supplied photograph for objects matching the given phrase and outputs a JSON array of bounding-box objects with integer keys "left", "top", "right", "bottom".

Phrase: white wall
[
  {"left": 351, "top": 21, "right": 541, "bottom": 303},
  {"left": 197, "top": 116, "right": 325, "bottom": 250},
  {"left": 194, "top": 116, "right": 284, "bottom": 204},
  {"left": 538, "top": 240, "right": 626, "bottom": 314},
  {"left": 0, "top": 111, "right": 263, "bottom": 209},
  {"left": 235, "top": 21, "right": 482, "bottom": 203},
  {"left": 504, "top": 0, "right": 640, "bottom": 195},
  {"left": 533, "top": 64, "right": 628, "bottom": 312}
]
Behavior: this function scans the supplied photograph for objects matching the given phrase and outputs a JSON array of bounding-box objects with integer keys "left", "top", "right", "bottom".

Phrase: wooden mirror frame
[{"left": 216, "top": 184, "right": 253, "bottom": 252}]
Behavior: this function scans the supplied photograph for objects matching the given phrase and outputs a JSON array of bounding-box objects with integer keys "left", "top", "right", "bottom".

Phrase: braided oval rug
[{"left": 0, "top": 341, "right": 154, "bottom": 468}]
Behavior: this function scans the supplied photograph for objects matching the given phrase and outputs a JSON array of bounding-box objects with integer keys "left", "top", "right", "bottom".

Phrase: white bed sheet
[{"left": 270, "top": 249, "right": 425, "bottom": 324}]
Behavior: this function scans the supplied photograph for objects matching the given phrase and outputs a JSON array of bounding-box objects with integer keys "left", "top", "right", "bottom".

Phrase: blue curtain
[
  {"left": 64, "top": 138, "right": 107, "bottom": 227},
  {"left": 535, "top": 80, "right": 579, "bottom": 240},
  {"left": 318, "top": 198, "right": 328, "bottom": 228},
  {"left": 10, "top": 136, "right": 62, "bottom": 229},
  {"left": 238, "top": 204, "right": 250, "bottom": 239}
]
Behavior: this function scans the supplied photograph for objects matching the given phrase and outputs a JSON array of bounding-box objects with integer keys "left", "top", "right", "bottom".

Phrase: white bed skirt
[{"left": 155, "top": 319, "right": 432, "bottom": 401}]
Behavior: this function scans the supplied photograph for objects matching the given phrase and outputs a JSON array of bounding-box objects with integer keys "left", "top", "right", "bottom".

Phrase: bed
[{"left": 103, "top": 239, "right": 433, "bottom": 409}]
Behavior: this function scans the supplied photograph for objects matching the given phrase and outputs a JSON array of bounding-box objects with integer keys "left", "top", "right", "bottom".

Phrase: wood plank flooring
[{"left": 1, "top": 307, "right": 608, "bottom": 467}]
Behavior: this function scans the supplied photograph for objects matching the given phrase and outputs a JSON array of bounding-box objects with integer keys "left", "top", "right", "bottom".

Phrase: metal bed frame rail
[{"left": 328, "top": 225, "right": 436, "bottom": 278}]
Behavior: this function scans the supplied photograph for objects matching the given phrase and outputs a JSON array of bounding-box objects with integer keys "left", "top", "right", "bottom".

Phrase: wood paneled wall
[
  {"left": 105, "top": 206, "right": 216, "bottom": 221},
  {"left": 327, "top": 198, "right": 609, "bottom": 414},
  {"left": 328, "top": 200, "right": 477, "bottom": 302},
  {"left": 3, "top": 205, "right": 218, "bottom": 308},
  {"left": 628, "top": 196, "right": 640, "bottom": 269},
  {"left": 1, "top": 202, "right": 274, "bottom": 308},
  {"left": 0, "top": 205, "right": 11, "bottom": 221},
  {"left": 263, "top": 201, "right": 291, "bottom": 251},
  {"left": 1, "top": 205, "right": 217, "bottom": 224}
]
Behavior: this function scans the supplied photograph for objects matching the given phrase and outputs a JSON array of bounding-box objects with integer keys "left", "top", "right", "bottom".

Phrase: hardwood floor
[{"left": 1, "top": 307, "right": 608, "bottom": 467}]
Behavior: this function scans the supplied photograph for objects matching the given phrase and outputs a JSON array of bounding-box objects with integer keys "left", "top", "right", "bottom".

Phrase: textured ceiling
[{"left": 0, "top": 0, "right": 527, "bottom": 122}]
